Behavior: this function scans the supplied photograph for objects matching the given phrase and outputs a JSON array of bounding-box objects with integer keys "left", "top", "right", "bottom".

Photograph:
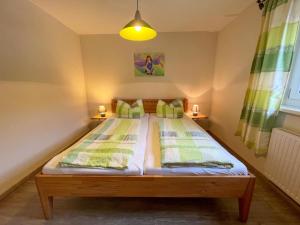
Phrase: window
[{"left": 282, "top": 35, "right": 300, "bottom": 111}]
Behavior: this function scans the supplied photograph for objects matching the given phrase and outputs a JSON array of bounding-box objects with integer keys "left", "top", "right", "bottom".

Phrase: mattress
[
  {"left": 144, "top": 114, "right": 248, "bottom": 175},
  {"left": 42, "top": 114, "right": 149, "bottom": 175}
]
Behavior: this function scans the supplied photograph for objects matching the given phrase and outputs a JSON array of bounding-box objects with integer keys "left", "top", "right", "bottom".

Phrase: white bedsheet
[
  {"left": 144, "top": 114, "right": 248, "bottom": 175},
  {"left": 42, "top": 114, "right": 149, "bottom": 175}
]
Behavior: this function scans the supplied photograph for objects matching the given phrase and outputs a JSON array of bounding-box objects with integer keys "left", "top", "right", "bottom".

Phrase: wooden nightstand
[
  {"left": 90, "top": 114, "right": 109, "bottom": 128},
  {"left": 91, "top": 114, "right": 108, "bottom": 122},
  {"left": 187, "top": 113, "right": 209, "bottom": 131}
]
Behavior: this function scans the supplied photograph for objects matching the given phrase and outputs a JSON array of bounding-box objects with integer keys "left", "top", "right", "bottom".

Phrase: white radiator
[{"left": 265, "top": 128, "right": 300, "bottom": 204}]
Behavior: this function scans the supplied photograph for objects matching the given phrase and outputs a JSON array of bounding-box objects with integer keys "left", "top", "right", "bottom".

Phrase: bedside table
[
  {"left": 91, "top": 114, "right": 108, "bottom": 121},
  {"left": 90, "top": 115, "right": 109, "bottom": 128},
  {"left": 91, "top": 114, "right": 110, "bottom": 123},
  {"left": 187, "top": 114, "right": 209, "bottom": 131}
]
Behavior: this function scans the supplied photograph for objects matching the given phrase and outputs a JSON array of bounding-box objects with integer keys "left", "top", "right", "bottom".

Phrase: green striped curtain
[{"left": 236, "top": 0, "right": 300, "bottom": 155}]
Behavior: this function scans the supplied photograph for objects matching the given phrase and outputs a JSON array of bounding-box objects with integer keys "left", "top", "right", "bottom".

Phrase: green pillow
[
  {"left": 156, "top": 99, "right": 184, "bottom": 118},
  {"left": 116, "top": 99, "right": 145, "bottom": 118}
]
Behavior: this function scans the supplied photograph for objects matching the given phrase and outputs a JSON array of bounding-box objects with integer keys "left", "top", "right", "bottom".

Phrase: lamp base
[
  {"left": 192, "top": 112, "right": 198, "bottom": 116},
  {"left": 100, "top": 112, "right": 106, "bottom": 117}
]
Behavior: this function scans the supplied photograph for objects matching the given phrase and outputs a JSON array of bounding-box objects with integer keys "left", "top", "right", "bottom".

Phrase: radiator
[{"left": 265, "top": 128, "right": 300, "bottom": 204}]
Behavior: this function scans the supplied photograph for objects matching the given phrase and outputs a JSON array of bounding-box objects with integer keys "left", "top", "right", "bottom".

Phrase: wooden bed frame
[{"left": 35, "top": 98, "right": 255, "bottom": 222}]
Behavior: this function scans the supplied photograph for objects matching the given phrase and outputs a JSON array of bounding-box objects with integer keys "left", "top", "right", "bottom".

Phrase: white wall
[
  {"left": 210, "top": 3, "right": 300, "bottom": 174},
  {"left": 0, "top": 0, "right": 88, "bottom": 196},
  {"left": 80, "top": 32, "right": 217, "bottom": 116}
]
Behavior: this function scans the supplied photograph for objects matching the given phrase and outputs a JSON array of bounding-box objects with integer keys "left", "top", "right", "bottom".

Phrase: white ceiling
[{"left": 31, "top": 0, "right": 254, "bottom": 34}]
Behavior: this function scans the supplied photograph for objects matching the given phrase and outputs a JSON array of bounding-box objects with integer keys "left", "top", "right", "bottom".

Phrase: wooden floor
[{"left": 0, "top": 176, "right": 299, "bottom": 225}]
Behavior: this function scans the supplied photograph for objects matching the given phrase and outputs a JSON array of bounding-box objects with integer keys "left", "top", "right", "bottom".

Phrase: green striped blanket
[
  {"left": 59, "top": 118, "right": 140, "bottom": 169},
  {"left": 159, "top": 119, "right": 234, "bottom": 168}
]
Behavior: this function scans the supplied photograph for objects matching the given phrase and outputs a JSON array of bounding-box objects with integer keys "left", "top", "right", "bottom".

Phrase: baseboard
[
  {"left": 208, "top": 131, "right": 300, "bottom": 211},
  {"left": 0, "top": 127, "right": 90, "bottom": 201},
  {"left": 0, "top": 165, "right": 43, "bottom": 201}
]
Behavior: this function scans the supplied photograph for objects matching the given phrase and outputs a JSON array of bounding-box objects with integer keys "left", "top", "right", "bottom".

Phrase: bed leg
[
  {"left": 238, "top": 176, "right": 255, "bottom": 222},
  {"left": 35, "top": 178, "right": 53, "bottom": 219},
  {"left": 39, "top": 195, "right": 53, "bottom": 219}
]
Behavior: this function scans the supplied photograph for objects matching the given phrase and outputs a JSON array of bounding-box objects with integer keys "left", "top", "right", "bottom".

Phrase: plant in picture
[{"left": 134, "top": 52, "right": 165, "bottom": 76}]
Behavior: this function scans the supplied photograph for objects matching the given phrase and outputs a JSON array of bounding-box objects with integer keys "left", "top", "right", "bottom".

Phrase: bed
[{"left": 35, "top": 98, "right": 255, "bottom": 222}]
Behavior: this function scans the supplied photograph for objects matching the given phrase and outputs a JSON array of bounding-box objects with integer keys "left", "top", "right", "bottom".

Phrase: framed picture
[{"left": 134, "top": 52, "right": 165, "bottom": 76}]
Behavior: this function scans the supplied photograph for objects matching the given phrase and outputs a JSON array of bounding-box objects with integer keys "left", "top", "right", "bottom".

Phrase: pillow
[
  {"left": 116, "top": 99, "right": 145, "bottom": 118},
  {"left": 156, "top": 99, "right": 184, "bottom": 118}
]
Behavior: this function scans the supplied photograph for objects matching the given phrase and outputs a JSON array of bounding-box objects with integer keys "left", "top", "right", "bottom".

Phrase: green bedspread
[
  {"left": 59, "top": 118, "right": 140, "bottom": 169},
  {"left": 159, "top": 119, "right": 234, "bottom": 168}
]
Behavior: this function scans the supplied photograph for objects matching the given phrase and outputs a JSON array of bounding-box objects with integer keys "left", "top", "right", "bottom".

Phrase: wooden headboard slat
[{"left": 111, "top": 98, "right": 188, "bottom": 113}]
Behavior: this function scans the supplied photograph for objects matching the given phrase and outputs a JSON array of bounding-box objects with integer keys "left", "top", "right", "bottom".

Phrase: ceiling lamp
[{"left": 119, "top": 0, "right": 157, "bottom": 41}]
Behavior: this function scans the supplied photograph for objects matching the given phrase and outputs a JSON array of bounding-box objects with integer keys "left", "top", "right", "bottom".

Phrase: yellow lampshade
[
  {"left": 120, "top": 25, "right": 157, "bottom": 41},
  {"left": 120, "top": 8, "right": 157, "bottom": 41}
]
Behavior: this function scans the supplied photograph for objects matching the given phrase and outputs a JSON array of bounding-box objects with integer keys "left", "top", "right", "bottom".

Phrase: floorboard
[{"left": 0, "top": 176, "right": 299, "bottom": 225}]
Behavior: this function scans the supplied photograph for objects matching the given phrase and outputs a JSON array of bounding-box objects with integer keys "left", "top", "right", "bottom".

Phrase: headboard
[{"left": 111, "top": 98, "right": 188, "bottom": 113}]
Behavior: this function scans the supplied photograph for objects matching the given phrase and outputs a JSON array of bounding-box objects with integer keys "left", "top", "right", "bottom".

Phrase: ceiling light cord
[{"left": 137, "top": 0, "right": 139, "bottom": 11}]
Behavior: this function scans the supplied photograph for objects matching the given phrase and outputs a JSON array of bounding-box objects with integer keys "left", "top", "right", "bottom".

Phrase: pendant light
[{"left": 119, "top": 0, "right": 157, "bottom": 41}]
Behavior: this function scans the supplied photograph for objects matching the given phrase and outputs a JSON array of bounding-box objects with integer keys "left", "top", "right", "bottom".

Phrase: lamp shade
[
  {"left": 98, "top": 105, "right": 106, "bottom": 113},
  {"left": 119, "top": 10, "right": 157, "bottom": 41},
  {"left": 192, "top": 104, "right": 199, "bottom": 113}
]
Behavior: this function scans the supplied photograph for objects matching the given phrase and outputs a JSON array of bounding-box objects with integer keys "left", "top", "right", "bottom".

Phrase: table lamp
[
  {"left": 98, "top": 105, "right": 106, "bottom": 117},
  {"left": 192, "top": 104, "right": 199, "bottom": 116}
]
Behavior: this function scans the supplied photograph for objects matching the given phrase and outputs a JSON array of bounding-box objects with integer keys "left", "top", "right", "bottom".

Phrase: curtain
[{"left": 236, "top": 0, "right": 300, "bottom": 155}]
